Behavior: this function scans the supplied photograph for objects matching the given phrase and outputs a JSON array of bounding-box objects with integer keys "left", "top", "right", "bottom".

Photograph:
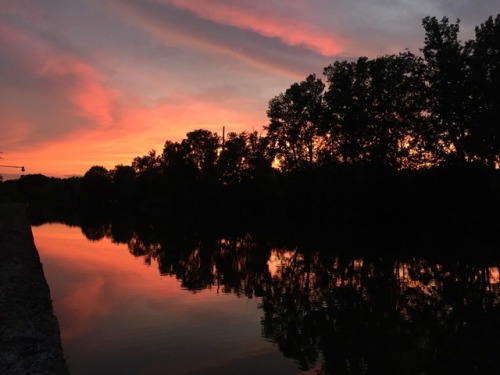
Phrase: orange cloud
[{"left": 162, "top": 0, "right": 346, "bottom": 56}]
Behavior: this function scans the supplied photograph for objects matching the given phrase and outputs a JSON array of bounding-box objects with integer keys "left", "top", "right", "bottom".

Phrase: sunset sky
[{"left": 1, "top": 1, "right": 498, "bottom": 179}]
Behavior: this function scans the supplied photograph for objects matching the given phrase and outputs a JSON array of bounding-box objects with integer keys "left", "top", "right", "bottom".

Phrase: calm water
[
  {"left": 33, "top": 222, "right": 500, "bottom": 374},
  {"left": 33, "top": 223, "right": 308, "bottom": 375}
]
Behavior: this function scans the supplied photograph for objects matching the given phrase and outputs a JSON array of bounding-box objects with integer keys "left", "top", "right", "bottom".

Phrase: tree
[
  {"left": 323, "top": 53, "right": 427, "bottom": 169},
  {"left": 323, "top": 58, "right": 372, "bottom": 165},
  {"left": 218, "top": 131, "right": 249, "bottom": 185},
  {"left": 364, "top": 52, "right": 427, "bottom": 168},
  {"left": 162, "top": 140, "right": 184, "bottom": 171},
  {"left": 266, "top": 74, "right": 325, "bottom": 171},
  {"left": 421, "top": 16, "right": 471, "bottom": 165},
  {"left": 218, "top": 131, "right": 273, "bottom": 184},
  {"left": 468, "top": 14, "right": 500, "bottom": 167},
  {"left": 132, "top": 149, "right": 162, "bottom": 175},
  {"left": 180, "top": 129, "right": 220, "bottom": 178},
  {"left": 244, "top": 131, "right": 274, "bottom": 178},
  {"left": 82, "top": 165, "right": 112, "bottom": 204},
  {"left": 111, "top": 164, "right": 136, "bottom": 201}
]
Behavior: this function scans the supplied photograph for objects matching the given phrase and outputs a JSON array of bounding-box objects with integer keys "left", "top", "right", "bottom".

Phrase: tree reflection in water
[{"left": 77, "top": 217, "right": 500, "bottom": 374}]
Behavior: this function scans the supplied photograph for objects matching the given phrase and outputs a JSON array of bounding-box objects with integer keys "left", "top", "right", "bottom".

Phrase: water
[
  {"left": 33, "top": 222, "right": 500, "bottom": 374},
  {"left": 33, "top": 223, "right": 306, "bottom": 375}
]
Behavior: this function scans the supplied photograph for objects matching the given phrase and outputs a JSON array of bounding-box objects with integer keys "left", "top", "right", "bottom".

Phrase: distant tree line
[{"left": 1, "top": 15, "right": 499, "bottom": 239}]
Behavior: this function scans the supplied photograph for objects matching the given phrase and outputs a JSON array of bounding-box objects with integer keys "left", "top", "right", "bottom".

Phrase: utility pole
[{"left": 222, "top": 126, "right": 225, "bottom": 149}]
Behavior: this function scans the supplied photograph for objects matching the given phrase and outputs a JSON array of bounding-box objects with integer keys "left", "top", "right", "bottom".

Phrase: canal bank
[{"left": 0, "top": 203, "right": 68, "bottom": 374}]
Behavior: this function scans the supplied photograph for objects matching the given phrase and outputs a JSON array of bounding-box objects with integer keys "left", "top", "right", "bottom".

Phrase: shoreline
[{"left": 0, "top": 203, "right": 68, "bottom": 374}]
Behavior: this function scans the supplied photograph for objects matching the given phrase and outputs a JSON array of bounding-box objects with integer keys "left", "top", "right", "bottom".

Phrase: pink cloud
[
  {"left": 0, "top": 22, "right": 118, "bottom": 130},
  {"left": 37, "top": 57, "right": 118, "bottom": 127},
  {"left": 32, "top": 224, "right": 207, "bottom": 342},
  {"left": 108, "top": 0, "right": 306, "bottom": 80},
  {"left": 161, "top": 0, "right": 347, "bottom": 56},
  {"left": 3, "top": 90, "right": 267, "bottom": 177},
  {"left": 1, "top": 4, "right": 291, "bottom": 178},
  {"left": 58, "top": 276, "right": 109, "bottom": 340}
]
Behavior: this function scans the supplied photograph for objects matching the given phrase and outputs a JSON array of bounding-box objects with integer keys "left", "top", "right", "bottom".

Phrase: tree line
[
  {"left": 269, "top": 14, "right": 499, "bottom": 170},
  {"left": 1, "top": 15, "right": 499, "bottom": 241},
  {"left": 101, "top": 14, "right": 500, "bottom": 178},
  {"left": 110, "top": 15, "right": 498, "bottom": 174}
]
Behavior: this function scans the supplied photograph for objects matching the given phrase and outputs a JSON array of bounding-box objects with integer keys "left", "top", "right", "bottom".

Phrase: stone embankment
[{"left": 0, "top": 203, "right": 68, "bottom": 374}]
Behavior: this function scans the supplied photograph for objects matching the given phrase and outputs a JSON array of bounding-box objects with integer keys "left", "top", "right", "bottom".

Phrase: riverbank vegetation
[{"left": 2, "top": 15, "right": 499, "bottom": 250}]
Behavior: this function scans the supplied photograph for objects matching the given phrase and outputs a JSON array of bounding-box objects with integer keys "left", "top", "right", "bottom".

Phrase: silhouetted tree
[
  {"left": 218, "top": 131, "right": 248, "bottom": 185},
  {"left": 218, "top": 131, "right": 273, "bottom": 184},
  {"left": 266, "top": 74, "right": 325, "bottom": 171},
  {"left": 421, "top": 16, "right": 472, "bottom": 165},
  {"left": 162, "top": 141, "right": 185, "bottom": 170},
  {"left": 322, "top": 58, "right": 372, "bottom": 165},
  {"left": 468, "top": 14, "right": 500, "bottom": 167},
  {"left": 244, "top": 131, "right": 275, "bottom": 177},
  {"left": 82, "top": 165, "right": 112, "bottom": 205},
  {"left": 111, "top": 164, "right": 137, "bottom": 202},
  {"left": 365, "top": 52, "right": 427, "bottom": 168},
  {"left": 323, "top": 53, "right": 427, "bottom": 168},
  {"left": 132, "top": 149, "right": 162, "bottom": 175},
  {"left": 180, "top": 129, "right": 220, "bottom": 179}
]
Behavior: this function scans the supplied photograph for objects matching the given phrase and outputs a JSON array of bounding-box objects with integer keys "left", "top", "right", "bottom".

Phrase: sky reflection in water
[
  {"left": 33, "top": 223, "right": 305, "bottom": 375},
  {"left": 32, "top": 222, "right": 500, "bottom": 374}
]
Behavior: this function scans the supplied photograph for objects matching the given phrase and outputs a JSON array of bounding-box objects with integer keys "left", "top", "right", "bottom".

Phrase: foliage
[{"left": 266, "top": 74, "right": 325, "bottom": 171}]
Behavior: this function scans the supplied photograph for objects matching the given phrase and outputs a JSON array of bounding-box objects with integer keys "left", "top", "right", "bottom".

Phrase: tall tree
[
  {"left": 266, "top": 74, "right": 325, "bottom": 171},
  {"left": 468, "top": 14, "right": 500, "bottom": 167},
  {"left": 323, "top": 58, "right": 372, "bottom": 165},
  {"left": 365, "top": 52, "right": 427, "bottom": 168},
  {"left": 421, "top": 16, "right": 471, "bottom": 165},
  {"left": 324, "top": 53, "right": 427, "bottom": 169}
]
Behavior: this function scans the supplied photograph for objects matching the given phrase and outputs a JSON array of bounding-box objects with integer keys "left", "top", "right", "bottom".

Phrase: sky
[{"left": 1, "top": 0, "right": 498, "bottom": 179}]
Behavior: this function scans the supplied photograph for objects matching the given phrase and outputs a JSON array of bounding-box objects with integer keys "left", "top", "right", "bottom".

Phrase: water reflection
[
  {"left": 36, "top": 215, "right": 500, "bottom": 374},
  {"left": 33, "top": 224, "right": 300, "bottom": 375},
  {"left": 263, "top": 252, "right": 500, "bottom": 374}
]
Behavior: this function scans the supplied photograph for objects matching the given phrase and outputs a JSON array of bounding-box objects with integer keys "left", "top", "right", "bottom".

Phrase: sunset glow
[{"left": 1, "top": 1, "right": 497, "bottom": 178}]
